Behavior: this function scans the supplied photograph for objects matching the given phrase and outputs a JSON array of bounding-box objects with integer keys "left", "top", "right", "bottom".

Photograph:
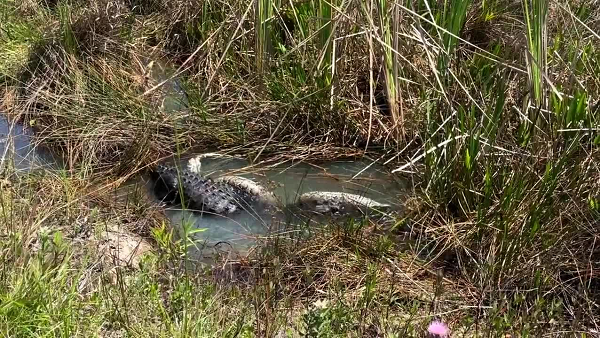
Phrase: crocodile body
[
  {"left": 150, "top": 164, "right": 250, "bottom": 215},
  {"left": 151, "top": 159, "right": 393, "bottom": 217}
]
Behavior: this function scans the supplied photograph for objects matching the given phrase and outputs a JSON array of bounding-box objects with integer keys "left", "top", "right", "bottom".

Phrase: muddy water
[
  {"left": 0, "top": 116, "right": 58, "bottom": 171},
  {"left": 190, "top": 155, "right": 405, "bottom": 206},
  {"left": 150, "top": 155, "right": 406, "bottom": 259}
]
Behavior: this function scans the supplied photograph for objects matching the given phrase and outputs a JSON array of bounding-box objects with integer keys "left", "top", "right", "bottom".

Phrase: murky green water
[
  {"left": 150, "top": 155, "right": 406, "bottom": 259},
  {"left": 0, "top": 116, "right": 57, "bottom": 171}
]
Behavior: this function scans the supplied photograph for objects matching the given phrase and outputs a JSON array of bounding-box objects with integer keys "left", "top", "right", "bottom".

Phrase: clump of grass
[
  {"left": 376, "top": 0, "right": 403, "bottom": 136},
  {"left": 13, "top": 45, "right": 196, "bottom": 176},
  {"left": 4, "top": 0, "right": 394, "bottom": 177},
  {"left": 522, "top": 0, "right": 548, "bottom": 107},
  {"left": 0, "top": 0, "right": 49, "bottom": 82},
  {"left": 255, "top": 0, "right": 275, "bottom": 76},
  {"left": 518, "top": 0, "right": 549, "bottom": 147},
  {"left": 392, "top": 0, "right": 600, "bottom": 330},
  {"left": 316, "top": 0, "right": 335, "bottom": 87}
]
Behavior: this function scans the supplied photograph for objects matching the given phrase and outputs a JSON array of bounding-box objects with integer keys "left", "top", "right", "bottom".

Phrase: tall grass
[
  {"left": 519, "top": 0, "right": 548, "bottom": 146},
  {"left": 390, "top": 0, "right": 599, "bottom": 329},
  {"left": 317, "top": 0, "right": 335, "bottom": 87},
  {"left": 58, "top": 2, "right": 78, "bottom": 55},
  {"left": 0, "top": 1, "right": 47, "bottom": 82},
  {"left": 376, "top": 0, "right": 403, "bottom": 135},
  {"left": 437, "top": 0, "right": 472, "bottom": 80},
  {"left": 255, "top": 0, "right": 275, "bottom": 75},
  {"left": 522, "top": 0, "right": 548, "bottom": 107}
]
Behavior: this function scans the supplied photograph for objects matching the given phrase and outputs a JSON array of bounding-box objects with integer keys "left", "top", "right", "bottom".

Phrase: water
[
  {"left": 150, "top": 154, "right": 406, "bottom": 259},
  {"left": 143, "top": 57, "right": 189, "bottom": 114},
  {"left": 0, "top": 116, "right": 57, "bottom": 171},
  {"left": 189, "top": 155, "right": 405, "bottom": 206}
]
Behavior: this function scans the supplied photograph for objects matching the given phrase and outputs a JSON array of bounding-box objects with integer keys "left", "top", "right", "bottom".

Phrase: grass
[{"left": 0, "top": 0, "right": 599, "bottom": 336}]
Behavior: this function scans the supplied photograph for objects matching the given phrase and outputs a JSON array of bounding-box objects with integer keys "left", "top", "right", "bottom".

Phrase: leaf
[{"left": 465, "top": 148, "right": 472, "bottom": 171}]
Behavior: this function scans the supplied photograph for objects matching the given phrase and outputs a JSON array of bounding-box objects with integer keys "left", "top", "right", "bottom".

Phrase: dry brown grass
[
  {"left": 5, "top": 0, "right": 401, "bottom": 177},
  {"left": 205, "top": 218, "right": 479, "bottom": 336}
]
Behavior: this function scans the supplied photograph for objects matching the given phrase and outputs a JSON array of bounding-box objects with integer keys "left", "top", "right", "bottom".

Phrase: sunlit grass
[
  {"left": 376, "top": 0, "right": 403, "bottom": 135},
  {"left": 522, "top": 0, "right": 548, "bottom": 107},
  {"left": 0, "top": 0, "right": 598, "bottom": 335},
  {"left": 317, "top": 0, "right": 334, "bottom": 87},
  {"left": 255, "top": 0, "right": 275, "bottom": 76}
]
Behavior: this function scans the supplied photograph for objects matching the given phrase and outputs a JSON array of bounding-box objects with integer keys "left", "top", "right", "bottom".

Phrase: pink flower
[{"left": 427, "top": 321, "right": 450, "bottom": 337}]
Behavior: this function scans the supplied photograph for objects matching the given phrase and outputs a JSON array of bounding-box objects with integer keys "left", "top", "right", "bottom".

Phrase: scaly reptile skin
[
  {"left": 151, "top": 164, "right": 248, "bottom": 215},
  {"left": 152, "top": 162, "right": 393, "bottom": 217}
]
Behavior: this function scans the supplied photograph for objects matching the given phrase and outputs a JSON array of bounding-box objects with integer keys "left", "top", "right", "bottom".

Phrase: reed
[
  {"left": 437, "top": 0, "right": 471, "bottom": 80},
  {"left": 376, "top": 0, "right": 403, "bottom": 135},
  {"left": 58, "top": 2, "right": 78, "bottom": 55},
  {"left": 522, "top": 0, "right": 548, "bottom": 107},
  {"left": 317, "top": 0, "right": 335, "bottom": 87},
  {"left": 255, "top": 0, "right": 276, "bottom": 75},
  {"left": 518, "top": 0, "right": 548, "bottom": 146}
]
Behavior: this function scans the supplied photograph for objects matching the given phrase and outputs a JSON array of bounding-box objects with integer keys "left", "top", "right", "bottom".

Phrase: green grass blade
[
  {"left": 256, "top": 0, "right": 276, "bottom": 75},
  {"left": 522, "top": 0, "right": 548, "bottom": 107},
  {"left": 377, "top": 0, "right": 403, "bottom": 134}
]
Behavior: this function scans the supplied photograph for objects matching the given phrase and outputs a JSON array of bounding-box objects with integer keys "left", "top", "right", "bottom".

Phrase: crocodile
[
  {"left": 150, "top": 164, "right": 252, "bottom": 215},
  {"left": 297, "top": 191, "right": 391, "bottom": 215},
  {"left": 150, "top": 158, "right": 392, "bottom": 217}
]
